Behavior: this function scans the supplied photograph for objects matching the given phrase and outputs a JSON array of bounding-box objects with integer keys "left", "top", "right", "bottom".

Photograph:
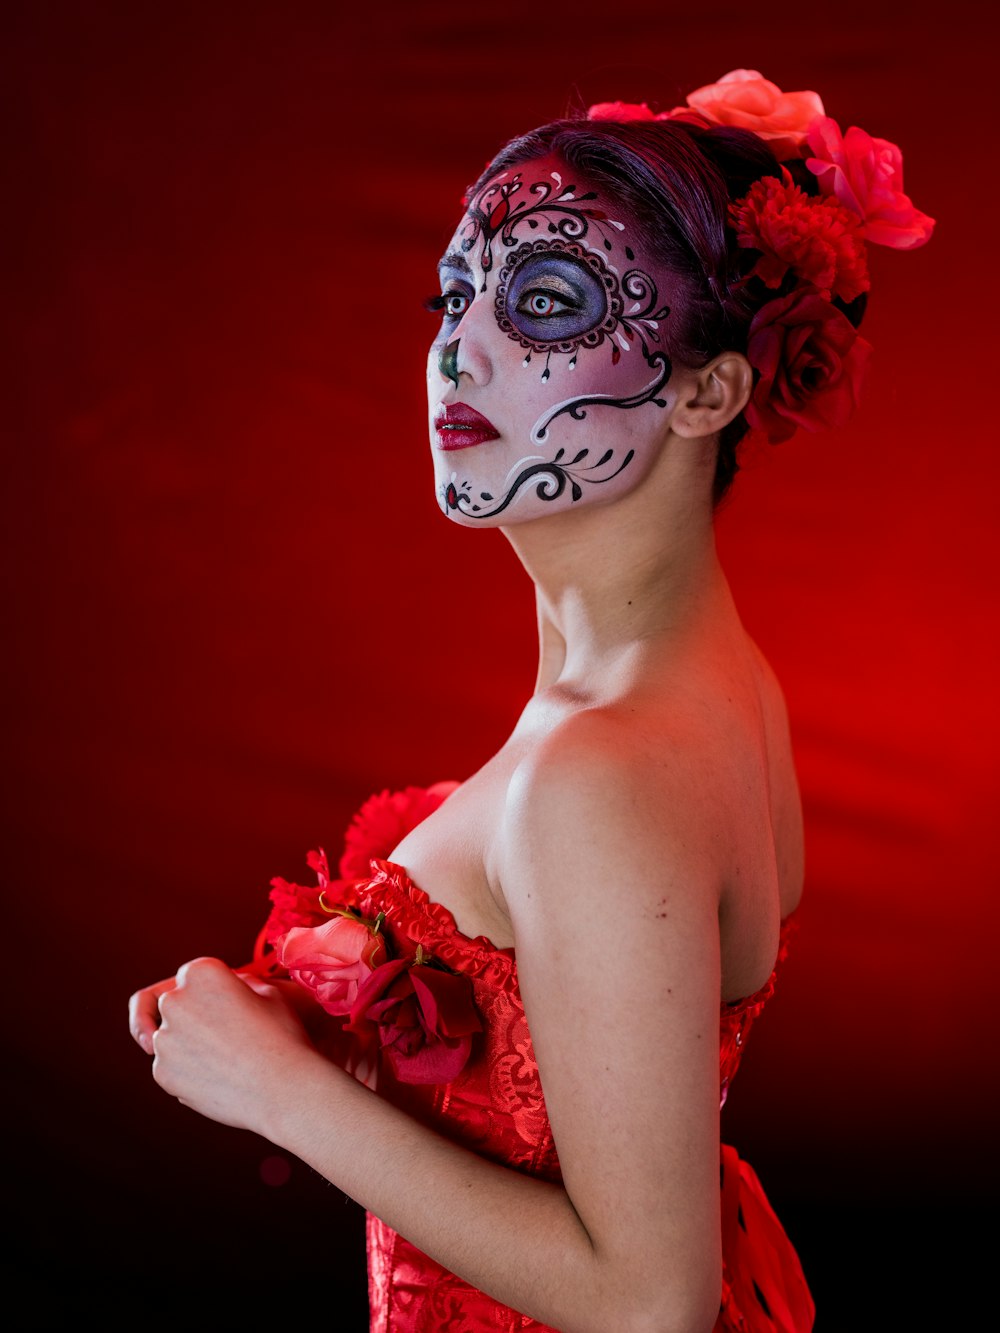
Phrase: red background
[{"left": 6, "top": 3, "right": 996, "bottom": 1328}]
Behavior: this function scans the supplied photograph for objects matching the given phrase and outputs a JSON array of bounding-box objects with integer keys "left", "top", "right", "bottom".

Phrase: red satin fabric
[{"left": 256, "top": 785, "right": 815, "bottom": 1331}]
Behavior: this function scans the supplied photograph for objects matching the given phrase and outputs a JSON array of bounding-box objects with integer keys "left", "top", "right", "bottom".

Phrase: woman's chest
[{"left": 387, "top": 746, "right": 524, "bottom": 950}]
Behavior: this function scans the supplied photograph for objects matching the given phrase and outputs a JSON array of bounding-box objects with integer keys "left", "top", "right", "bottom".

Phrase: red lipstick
[{"left": 434, "top": 403, "right": 500, "bottom": 450}]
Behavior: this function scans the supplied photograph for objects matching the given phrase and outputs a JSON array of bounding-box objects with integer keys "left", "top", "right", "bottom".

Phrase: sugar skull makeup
[{"left": 426, "top": 155, "right": 678, "bottom": 524}]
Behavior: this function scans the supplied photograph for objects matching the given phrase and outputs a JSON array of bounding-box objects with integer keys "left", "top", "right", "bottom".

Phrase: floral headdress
[{"left": 588, "top": 69, "right": 935, "bottom": 444}]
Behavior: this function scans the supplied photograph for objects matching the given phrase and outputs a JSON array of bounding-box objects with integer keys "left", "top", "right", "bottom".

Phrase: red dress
[{"left": 253, "top": 782, "right": 815, "bottom": 1333}]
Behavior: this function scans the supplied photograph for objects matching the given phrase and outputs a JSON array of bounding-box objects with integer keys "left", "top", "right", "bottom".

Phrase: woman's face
[{"left": 426, "top": 153, "right": 684, "bottom": 527}]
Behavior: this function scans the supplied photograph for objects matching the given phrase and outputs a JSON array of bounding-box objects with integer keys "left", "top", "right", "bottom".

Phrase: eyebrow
[{"left": 437, "top": 249, "right": 473, "bottom": 276}]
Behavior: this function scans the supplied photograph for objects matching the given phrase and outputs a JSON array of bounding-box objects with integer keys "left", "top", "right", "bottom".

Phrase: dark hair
[{"left": 468, "top": 115, "right": 863, "bottom": 503}]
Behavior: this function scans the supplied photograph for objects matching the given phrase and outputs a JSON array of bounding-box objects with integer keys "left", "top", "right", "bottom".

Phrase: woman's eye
[
  {"left": 444, "top": 292, "right": 470, "bottom": 318},
  {"left": 498, "top": 246, "right": 609, "bottom": 346},
  {"left": 517, "top": 289, "right": 573, "bottom": 319},
  {"left": 424, "top": 290, "right": 472, "bottom": 320}
]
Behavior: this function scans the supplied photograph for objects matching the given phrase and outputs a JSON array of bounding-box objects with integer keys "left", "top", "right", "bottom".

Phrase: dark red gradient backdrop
[{"left": 6, "top": 4, "right": 997, "bottom": 1329}]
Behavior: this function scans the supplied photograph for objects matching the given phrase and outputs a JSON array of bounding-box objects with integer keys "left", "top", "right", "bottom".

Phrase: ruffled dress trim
[{"left": 348, "top": 857, "right": 517, "bottom": 989}]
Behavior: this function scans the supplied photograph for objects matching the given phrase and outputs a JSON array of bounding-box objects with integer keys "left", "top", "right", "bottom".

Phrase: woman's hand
[
  {"left": 128, "top": 972, "right": 179, "bottom": 1054},
  {"left": 129, "top": 963, "right": 331, "bottom": 1053},
  {"left": 138, "top": 957, "right": 323, "bottom": 1136}
]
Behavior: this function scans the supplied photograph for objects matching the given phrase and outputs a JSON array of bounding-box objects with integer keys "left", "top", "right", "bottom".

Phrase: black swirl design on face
[
  {"left": 494, "top": 240, "right": 620, "bottom": 354},
  {"left": 460, "top": 171, "right": 626, "bottom": 288},
  {"left": 439, "top": 443, "right": 636, "bottom": 518},
  {"left": 531, "top": 266, "right": 672, "bottom": 444}
]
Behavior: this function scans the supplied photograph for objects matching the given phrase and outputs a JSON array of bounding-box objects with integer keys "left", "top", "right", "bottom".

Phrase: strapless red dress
[{"left": 252, "top": 781, "right": 815, "bottom": 1333}]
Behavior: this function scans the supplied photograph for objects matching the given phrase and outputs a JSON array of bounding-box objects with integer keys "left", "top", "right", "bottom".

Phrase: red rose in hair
[
  {"left": 347, "top": 956, "right": 482, "bottom": 1085},
  {"left": 683, "top": 69, "right": 825, "bottom": 160},
  {"left": 277, "top": 910, "right": 389, "bottom": 1017},
  {"left": 339, "top": 781, "right": 460, "bottom": 879},
  {"left": 806, "top": 117, "right": 935, "bottom": 250},
  {"left": 731, "top": 172, "right": 870, "bottom": 304},
  {"left": 586, "top": 100, "right": 656, "bottom": 123},
  {"left": 745, "top": 288, "right": 873, "bottom": 444}
]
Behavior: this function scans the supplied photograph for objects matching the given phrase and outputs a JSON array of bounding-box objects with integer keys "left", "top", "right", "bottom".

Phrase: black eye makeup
[{"left": 494, "top": 240, "right": 621, "bottom": 353}]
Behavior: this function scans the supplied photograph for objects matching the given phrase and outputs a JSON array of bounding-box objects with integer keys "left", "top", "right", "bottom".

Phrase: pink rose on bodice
[{"left": 278, "top": 912, "right": 388, "bottom": 1017}]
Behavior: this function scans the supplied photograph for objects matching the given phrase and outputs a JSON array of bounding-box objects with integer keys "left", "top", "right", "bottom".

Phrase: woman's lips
[{"left": 434, "top": 403, "right": 500, "bottom": 450}]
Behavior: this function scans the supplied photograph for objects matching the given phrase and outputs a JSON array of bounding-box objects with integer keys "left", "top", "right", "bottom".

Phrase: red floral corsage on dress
[{"left": 250, "top": 782, "right": 481, "bottom": 1087}]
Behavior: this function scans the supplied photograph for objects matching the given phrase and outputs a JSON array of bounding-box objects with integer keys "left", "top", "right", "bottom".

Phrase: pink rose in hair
[
  {"left": 806, "top": 117, "right": 935, "bottom": 250},
  {"left": 684, "top": 69, "right": 824, "bottom": 159},
  {"left": 745, "top": 288, "right": 872, "bottom": 444}
]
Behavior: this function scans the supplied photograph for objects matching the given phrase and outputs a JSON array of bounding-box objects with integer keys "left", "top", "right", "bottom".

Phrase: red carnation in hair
[{"left": 731, "top": 172, "right": 870, "bottom": 304}]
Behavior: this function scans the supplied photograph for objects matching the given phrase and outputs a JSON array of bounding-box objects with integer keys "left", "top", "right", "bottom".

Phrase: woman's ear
[{"left": 670, "top": 352, "right": 753, "bottom": 439}]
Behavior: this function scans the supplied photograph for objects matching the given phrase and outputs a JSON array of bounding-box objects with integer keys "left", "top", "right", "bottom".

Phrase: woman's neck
[{"left": 502, "top": 443, "right": 734, "bottom": 697}]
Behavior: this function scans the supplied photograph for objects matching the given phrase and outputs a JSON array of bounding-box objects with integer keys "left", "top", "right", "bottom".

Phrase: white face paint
[{"left": 426, "top": 153, "right": 682, "bottom": 527}]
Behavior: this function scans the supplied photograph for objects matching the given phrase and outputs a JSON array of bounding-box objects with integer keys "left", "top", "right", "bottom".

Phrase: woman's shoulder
[
  {"left": 515, "top": 649, "right": 771, "bottom": 793},
  {"left": 503, "top": 700, "right": 732, "bottom": 889},
  {"left": 500, "top": 646, "right": 801, "bottom": 929}
]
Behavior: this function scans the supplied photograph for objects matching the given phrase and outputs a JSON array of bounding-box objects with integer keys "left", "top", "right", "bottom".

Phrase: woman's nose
[{"left": 436, "top": 298, "right": 493, "bottom": 388}]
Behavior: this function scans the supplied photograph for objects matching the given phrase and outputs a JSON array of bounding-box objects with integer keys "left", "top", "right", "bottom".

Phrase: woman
[{"left": 128, "top": 69, "right": 933, "bottom": 1332}]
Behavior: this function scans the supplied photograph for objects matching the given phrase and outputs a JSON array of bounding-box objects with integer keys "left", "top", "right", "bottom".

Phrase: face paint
[
  {"left": 496, "top": 240, "right": 614, "bottom": 363},
  {"left": 438, "top": 337, "right": 461, "bottom": 388},
  {"left": 426, "top": 155, "right": 680, "bottom": 526}
]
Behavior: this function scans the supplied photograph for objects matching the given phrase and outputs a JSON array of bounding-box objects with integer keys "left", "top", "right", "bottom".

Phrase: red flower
[
  {"left": 730, "top": 172, "right": 870, "bottom": 304},
  {"left": 346, "top": 956, "right": 482, "bottom": 1085},
  {"left": 805, "top": 116, "right": 935, "bottom": 250},
  {"left": 587, "top": 100, "right": 712, "bottom": 130},
  {"left": 339, "top": 781, "right": 460, "bottom": 879},
  {"left": 251, "top": 846, "right": 365, "bottom": 978},
  {"left": 586, "top": 100, "right": 656, "bottom": 123},
  {"left": 745, "top": 287, "right": 873, "bottom": 444},
  {"left": 259, "top": 872, "right": 327, "bottom": 948},
  {"left": 278, "top": 911, "right": 389, "bottom": 1017},
  {"left": 683, "top": 69, "right": 825, "bottom": 160}
]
